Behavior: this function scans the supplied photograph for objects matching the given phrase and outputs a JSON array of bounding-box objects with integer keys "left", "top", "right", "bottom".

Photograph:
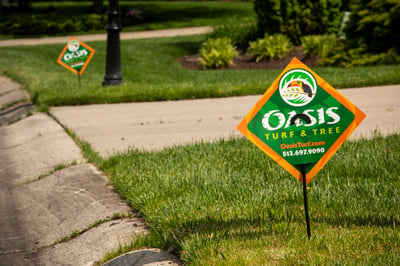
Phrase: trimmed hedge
[{"left": 0, "top": 13, "right": 105, "bottom": 35}]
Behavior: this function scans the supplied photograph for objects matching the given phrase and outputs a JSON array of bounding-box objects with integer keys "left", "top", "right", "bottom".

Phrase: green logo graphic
[
  {"left": 279, "top": 69, "right": 317, "bottom": 107},
  {"left": 61, "top": 43, "right": 90, "bottom": 70},
  {"left": 248, "top": 79, "right": 354, "bottom": 167},
  {"left": 68, "top": 40, "right": 80, "bottom": 52}
]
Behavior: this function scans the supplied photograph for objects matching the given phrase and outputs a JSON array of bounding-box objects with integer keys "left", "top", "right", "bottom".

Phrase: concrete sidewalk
[
  {"left": 0, "top": 26, "right": 212, "bottom": 47},
  {"left": 51, "top": 85, "right": 400, "bottom": 158},
  {"left": 0, "top": 76, "right": 179, "bottom": 265}
]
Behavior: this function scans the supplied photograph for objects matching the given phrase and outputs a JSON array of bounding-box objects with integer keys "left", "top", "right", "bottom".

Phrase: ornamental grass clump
[
  {"left": 199, "top": 37, "right": 238, "bottom": 69},
  {"left": 248, "top": 34, "right": 292, "bottom": 62}
]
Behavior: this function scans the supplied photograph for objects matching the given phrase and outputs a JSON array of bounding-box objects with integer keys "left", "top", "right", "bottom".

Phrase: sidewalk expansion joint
[
  {"left": 0, "top": 89, "right": 18, "bottom": 97},
  {"left": 0, "top": 102, "right": 33, "bottom": 116},
  {"left": 47, "top": 111, "right": 103, "bottom": 164},
  {"left": 51, "top": 212, "right": 139, "bottom": 246},
  {"left": 17, "top": 160, "right": 79, "bottom": 185}
]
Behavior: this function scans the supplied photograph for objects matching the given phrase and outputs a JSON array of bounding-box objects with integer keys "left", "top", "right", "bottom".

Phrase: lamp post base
[{"left": 102, "top": 77, "right": 124, "bottom": 86}]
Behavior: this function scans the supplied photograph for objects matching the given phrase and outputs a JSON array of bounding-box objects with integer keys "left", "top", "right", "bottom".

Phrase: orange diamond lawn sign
[
  {"left": 57, "top": 37, "right": 95, "bottom": 76},
  {"left": 237, "top": 57, "right": 366, "bottom": 184}
]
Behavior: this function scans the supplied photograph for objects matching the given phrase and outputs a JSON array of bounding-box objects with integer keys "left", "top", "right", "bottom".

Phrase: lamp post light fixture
[{"left": 102, "top": 0, "right": 124, "bottom": 86}]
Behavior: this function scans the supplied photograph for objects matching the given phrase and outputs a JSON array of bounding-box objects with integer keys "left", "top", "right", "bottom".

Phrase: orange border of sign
[
  {"left": 57, "top": 37, "right": 95, "bottom": 76},
  {"left": 237, "top": 57, "right": 366, "bottom": 184}
]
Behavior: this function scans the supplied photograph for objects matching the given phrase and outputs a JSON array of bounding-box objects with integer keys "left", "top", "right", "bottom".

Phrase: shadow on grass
[
  {"left": 315, "top": 214, "right": 400, "bottom": 228},
  {"left": 173, "top": 39, "right": 206, "bottom": 55},
  {"left": 150, "top": 213, "right": 399, "bottom": 261},
  {"left": 151, "top": 204, "right": 400, "bottom": 256}
]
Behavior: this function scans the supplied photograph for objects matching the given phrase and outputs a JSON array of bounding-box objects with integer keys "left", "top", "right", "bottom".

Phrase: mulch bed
[{"left": 180, "top": 46, "right": 319, "bottom": 70}]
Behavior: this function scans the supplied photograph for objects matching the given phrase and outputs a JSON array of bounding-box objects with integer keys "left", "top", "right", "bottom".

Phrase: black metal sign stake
[
  {"left": 301, "top": 164, "right": 311, "bottom": 240},
  {"left": 77, "top": 70, "right": 81, "bottom": 89},
  {"left": 290, "top": 114, "right": 312, "bottom": 240}
]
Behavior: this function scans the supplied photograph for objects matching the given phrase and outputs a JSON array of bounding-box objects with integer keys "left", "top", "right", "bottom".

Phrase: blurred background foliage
[{"left": 1, "top": 0, "right": 399, "bottom": 67}]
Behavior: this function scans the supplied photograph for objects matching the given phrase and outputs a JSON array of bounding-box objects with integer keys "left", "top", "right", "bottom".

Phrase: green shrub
[
  {"left": 317, "top": 45, "right": 400, "bottom": 68},
  {"left": 301, "top": 35, "right": 320, "bottom": 58},
  {"left": 209, "top": 18, "right": 258, "bottom": 50},
  {"left": 254, "top": 0, "right": 343, "bottom": 44},
  {"left": 347, "top": 49, "right": 400, "bottom": 67},
  {"left": 344, "top": 0, "right": 400, "bottom": 53},
  {"left": 317, "top": 44, "right": 349, "bottom": 67},
  {"left": 248, "top": 34, "right": 292, "bottom": 62},
  {"left": 301, "top": 34, "right": 338, "bottom": 59},
  {"left": 199, "top": 38, "right": 238, "bottom": 69}
]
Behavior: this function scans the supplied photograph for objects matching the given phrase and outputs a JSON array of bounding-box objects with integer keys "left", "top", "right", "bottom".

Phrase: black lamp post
[{"left": 102, "top": 0, "right": 123, "bottom": 86}]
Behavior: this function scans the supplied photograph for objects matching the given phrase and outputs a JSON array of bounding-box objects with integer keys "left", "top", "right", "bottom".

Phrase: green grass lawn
[
  {"left": 97, "top": 134, "right": 400, "bottom": 265},
  {"left": 0, "top": 35, "right": 400, "bottom": 108}
]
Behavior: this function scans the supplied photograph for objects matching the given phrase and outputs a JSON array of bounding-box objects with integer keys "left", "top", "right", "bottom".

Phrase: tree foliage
[
  {"left": 344, "top": 0, "right": 400, "bottom": 53},
  {"left": 254, "top": 0, "right": 343, "bottom": 44}
]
